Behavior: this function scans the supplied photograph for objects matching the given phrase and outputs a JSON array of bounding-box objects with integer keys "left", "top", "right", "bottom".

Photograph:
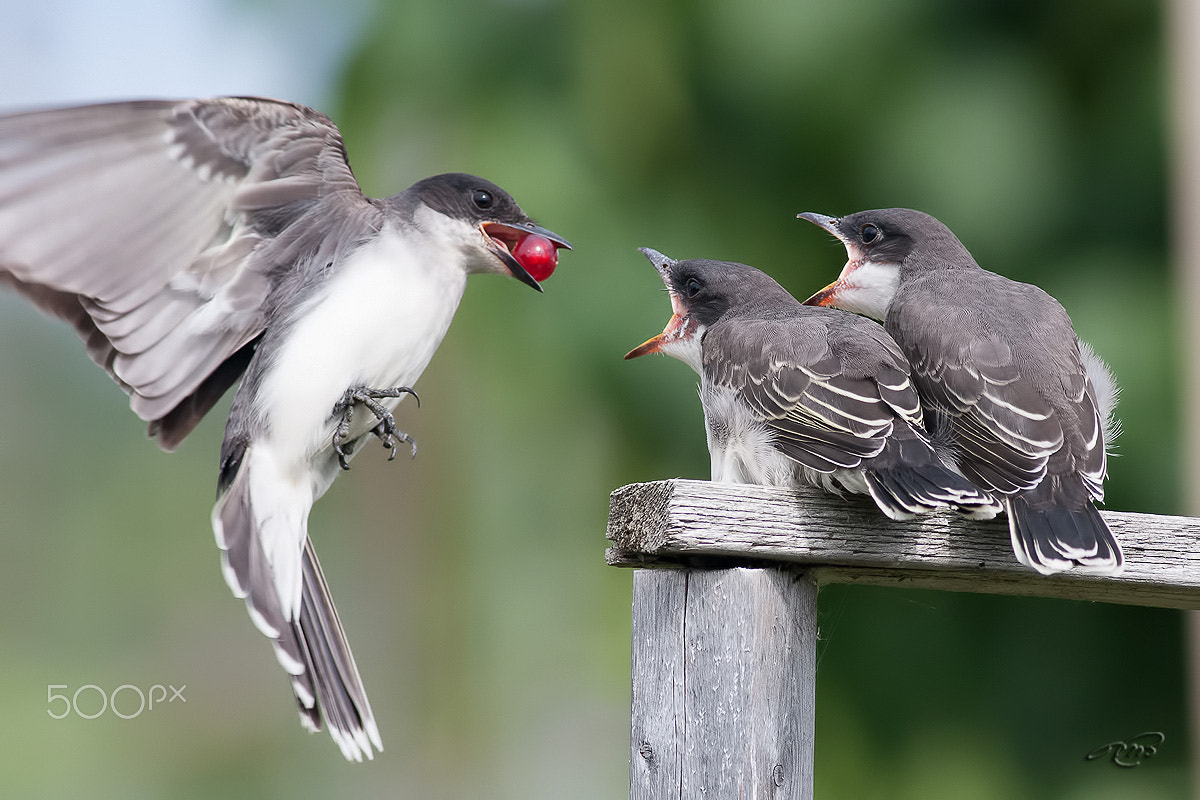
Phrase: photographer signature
[{"left": 1084, "top": 732, "right": 1164, "bottom": 768}]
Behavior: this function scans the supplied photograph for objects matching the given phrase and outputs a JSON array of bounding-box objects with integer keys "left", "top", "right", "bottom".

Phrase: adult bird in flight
[
  {"left": 799, "top": 208, "right": 1121, "bottom": 575},
  {"left": 0, "top": 96, "right": 570, "bottom": 760},
  {"left": 625, "top": 249, "right": 999, "bottom": 521}
]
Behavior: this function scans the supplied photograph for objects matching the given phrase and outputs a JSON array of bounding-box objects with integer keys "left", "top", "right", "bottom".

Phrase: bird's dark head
[
  {"left": 624, "top": 248, "right": 793, "bottom": 370},
  {"left": 408, "top": 172, "right": 571, "bottom": 292},
  {"left": 797, "top": 208, "right": 972, "bottom": 319}
]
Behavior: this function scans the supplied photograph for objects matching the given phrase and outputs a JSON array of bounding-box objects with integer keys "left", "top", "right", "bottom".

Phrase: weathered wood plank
[
  {"left": 607, "top": 479, "right": 1200, "bottom": 610},
  {"left": 629, "top": 569, "right": 687, "bottom": 799},
  {"left": 630, "top": 568, "right": 816, "bottom": 800}
]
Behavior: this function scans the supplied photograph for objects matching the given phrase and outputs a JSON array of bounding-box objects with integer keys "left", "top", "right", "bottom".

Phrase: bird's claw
[
  {"left": 335, "top": 441, "right": 355, "bottom": 471},
  {"left": 331, "top": 386, "right": 420, "bottom": 470},
  {"left": 372, "top": 419, "right": 417, "bottom": 461}
]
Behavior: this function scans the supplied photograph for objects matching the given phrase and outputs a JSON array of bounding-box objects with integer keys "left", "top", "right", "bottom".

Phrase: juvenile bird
[
  {"left": 799, "top": 208, "right": 1121, "bottom": 575},
  {"left": 625, "top": 248, "right": 1000, "bottom": 521}
]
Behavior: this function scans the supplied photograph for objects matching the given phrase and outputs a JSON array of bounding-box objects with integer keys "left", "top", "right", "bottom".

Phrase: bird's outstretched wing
[{"left": 0, "top": 97, "right": 366, "bottom": 448}]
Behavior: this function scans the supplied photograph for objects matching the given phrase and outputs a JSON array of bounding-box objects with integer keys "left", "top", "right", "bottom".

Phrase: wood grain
[
  {"left": 630, "top": 568, "right": 816, "bottom": 800},
  {"left": 608, "top": 479, "right": 1200, "bottom": 609}
]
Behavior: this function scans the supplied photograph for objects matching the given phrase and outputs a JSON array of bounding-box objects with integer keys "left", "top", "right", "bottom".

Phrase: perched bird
[
  {"left": 625, "top": 248, "right": 1000, "bottom": 521},
  {"left": 798, "top": 208, "right": 1121, "bottom": 575},
  {"left": 0, "top": 97, "right": 570, "bottom": 760}
]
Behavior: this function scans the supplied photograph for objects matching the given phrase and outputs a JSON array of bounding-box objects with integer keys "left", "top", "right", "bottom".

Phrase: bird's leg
[{"left": 332, "top": 386, "right": 421, "bottom": 470}]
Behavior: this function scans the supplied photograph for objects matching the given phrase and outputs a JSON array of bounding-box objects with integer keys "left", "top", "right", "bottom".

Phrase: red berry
[{"left": 511, "top": 234, "right": 558, "bottom": 282}]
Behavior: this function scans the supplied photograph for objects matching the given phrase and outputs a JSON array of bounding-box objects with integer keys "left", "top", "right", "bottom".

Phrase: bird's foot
[{"left": 332, "top": 386, "right": 420, "bottom": 470}]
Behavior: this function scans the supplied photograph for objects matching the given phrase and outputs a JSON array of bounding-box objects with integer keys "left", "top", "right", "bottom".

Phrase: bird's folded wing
[
  {"left": 703, "top": 318, "right": 910, "bottom": 471},
  {"left": 0, "top": 97, "right": 365, "bottom": 443},
  {"left": 904, "top": 329, "right": 1064, "bottom": 493}
]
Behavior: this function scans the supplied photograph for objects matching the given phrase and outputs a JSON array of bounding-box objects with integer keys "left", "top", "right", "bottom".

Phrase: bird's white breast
[
  {"left": 700, "top": 381, "right": 870, "bottom": 495},
  {"left": 258, "top": 224, "right": 469, "bottom": 466},
  {"left": 700, "top": 382, "right": 797, "bottom": 485}
]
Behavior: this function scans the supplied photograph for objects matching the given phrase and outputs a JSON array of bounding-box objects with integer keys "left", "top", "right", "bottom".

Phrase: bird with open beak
[
  {"left": 625, "top": 248, "right": 1000, "bottom": 521},
  {"left": 0, "top": 97, "right": 571, "bottom": 760},
  {"left": 798, "top": 208, "right": 1121, "bottom": 576}
]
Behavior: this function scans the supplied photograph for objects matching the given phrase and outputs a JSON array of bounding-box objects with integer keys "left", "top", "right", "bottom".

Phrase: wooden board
[{"left": 608, "top": 479, "right": 1200, "bottom": 610}]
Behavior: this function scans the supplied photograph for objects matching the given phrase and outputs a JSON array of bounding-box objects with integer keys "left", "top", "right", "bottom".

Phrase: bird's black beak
[
  {"left": 796, "top": 211, "right": 841, "bottom": 236},
  {"left": 625, "top": 247, "right": 693, "bottom": 359},
  {"left": 481, "top": 221, "right": 572, "bottom": 293},
  {"left": 796, "top": 212, "right": 848, "bottom": 306}
]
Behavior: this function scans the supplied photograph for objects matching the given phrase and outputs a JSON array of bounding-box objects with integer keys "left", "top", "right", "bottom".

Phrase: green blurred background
[{"left": 0, "top": 0, "right": 1188, "bottom": 797}]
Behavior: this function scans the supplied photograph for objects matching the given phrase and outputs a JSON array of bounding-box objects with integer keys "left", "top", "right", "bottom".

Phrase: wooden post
[
  {"left": 630, "top": 568, "right": 816, "bottom": 800},
  {"left": 610, "top": 478, "right": 1200, "bottom": 800}
]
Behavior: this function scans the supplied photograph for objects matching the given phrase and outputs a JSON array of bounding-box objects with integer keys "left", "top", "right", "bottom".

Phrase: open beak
[
  {"left": 796, "top": 211, "right": 850, "bottom": 307},
  {"left": 625, "top": 247, "right": 695, "bottom": 359},
  {"left": 482, "top": 221, "right": 572, "bottom": 292},
  {"left": 803, "top": 281, "right": 842, "bottom": 307},
  {"left": 624, "top": 290, "right": 690, "bottom": 359}
]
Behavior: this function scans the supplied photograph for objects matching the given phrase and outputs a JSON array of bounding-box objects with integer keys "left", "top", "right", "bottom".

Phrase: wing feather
[
  {"left": 0, "top": 97, "right": 367, "bottom": 446},
  {"left": 702, "top": 314, "right": 919, "bottom": 471},
  {"left": 889, "top": 286, "right": 1092, "bottom": 496}
]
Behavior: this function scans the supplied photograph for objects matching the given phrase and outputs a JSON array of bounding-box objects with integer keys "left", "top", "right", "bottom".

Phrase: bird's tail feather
[
  {"left": 1006, "top": 492, "right": 1124, "bottom": 576},
  {"left": 212, "top": 448, "right": 381, "bottom": 761},
  {"left": 865, "top": 463, "right": 1000, "bottom": 521},
  {"left": 864, "top": 423, "right": 1001, "bottom": 521},
  {"left": 296, "top": 537, "right": 382, "bottom": 760},
  {"left": 212, "top": 461, "right": 311, "bottom": 682}
]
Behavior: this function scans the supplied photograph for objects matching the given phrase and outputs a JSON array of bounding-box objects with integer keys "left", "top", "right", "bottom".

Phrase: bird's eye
[
  {"left": 861, "top": 223, "right": 880, "bottom": 244},
  {"left": 472, "top": 189, "right": 494, "bottom": 210},
  {"left": 684, "top": 277, "right": 703, "bottom": 298}
]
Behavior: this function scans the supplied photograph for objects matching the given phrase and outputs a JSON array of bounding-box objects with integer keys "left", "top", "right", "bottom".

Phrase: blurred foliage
[{"left": 0, "top": 0, "right": 1189, "bottom": 797}]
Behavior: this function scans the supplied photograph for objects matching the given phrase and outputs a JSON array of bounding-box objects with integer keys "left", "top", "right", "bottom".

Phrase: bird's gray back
[{"left": 890, "top": 267, "right": 1083, "bottom": 397}]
